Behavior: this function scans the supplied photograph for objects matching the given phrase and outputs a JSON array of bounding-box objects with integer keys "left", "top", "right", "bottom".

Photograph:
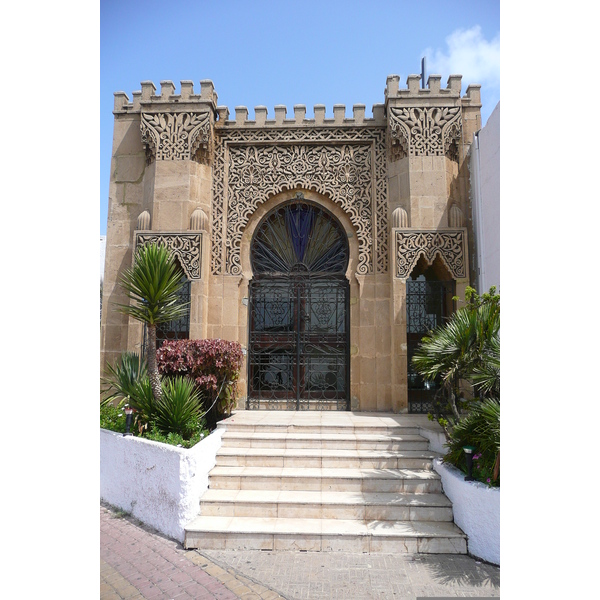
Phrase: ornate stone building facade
[{"left": 101, "top": 74, "right": 481, "bottom": 413}]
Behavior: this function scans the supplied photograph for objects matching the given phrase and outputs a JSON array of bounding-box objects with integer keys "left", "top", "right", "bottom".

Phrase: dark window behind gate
[
  {"left": 406, "top": 278, "right": 455, "bottom": 413},
  {"left": 247, "top": 200, "right": 350, "bottom": 410}
]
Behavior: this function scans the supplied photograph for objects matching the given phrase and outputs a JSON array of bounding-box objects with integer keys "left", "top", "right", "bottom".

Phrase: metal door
[
  {"left": 246, "top": 200, "right": 350, "bottom": 410},
  {"left": 406, "top": 278, "right": 455, "bottom": 413}
]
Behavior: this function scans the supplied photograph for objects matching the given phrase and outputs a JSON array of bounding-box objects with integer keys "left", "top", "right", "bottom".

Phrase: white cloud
[{"left": 423, "top": 26, "right": 500, "bottom": 91}]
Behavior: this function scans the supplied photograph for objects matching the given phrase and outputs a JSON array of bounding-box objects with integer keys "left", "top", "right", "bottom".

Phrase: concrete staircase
[{"left": 184, "top": 412, "right": 467, "bottom": 554}]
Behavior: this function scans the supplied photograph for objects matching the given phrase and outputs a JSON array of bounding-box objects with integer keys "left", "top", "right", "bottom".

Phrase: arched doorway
[
  {"left": 406, "top": 257, "right": 455, "bottom": 413},
  {"left": 247, "top": 200, "right": 350, "bottom": 410}
]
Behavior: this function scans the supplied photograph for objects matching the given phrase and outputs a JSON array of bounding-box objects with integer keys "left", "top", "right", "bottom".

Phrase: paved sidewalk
[
  {"left": 101, "top": 504, "right": 284, "bottom": 599},
  {"left": 101, "top": 503, "right": 499, "bottom": 599}
]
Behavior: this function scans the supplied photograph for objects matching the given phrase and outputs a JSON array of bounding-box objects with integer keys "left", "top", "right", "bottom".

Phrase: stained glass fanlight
[{"left": 251, "top": 202, "right": 349, "bottom": 276}]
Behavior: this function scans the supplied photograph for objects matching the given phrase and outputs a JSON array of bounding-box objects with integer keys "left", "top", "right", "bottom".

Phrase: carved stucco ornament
[
  {"left": 140, "top": 111, "right": 211, "bottom": 163},
  {"left": 134, "top": 232, "right": 202, "bottom": 280},
  {"left": 395, "top": 229, "right": 466, "bottom": 279},
  {"left": 210, "top": 127, "right": 389, "bottom": 277},
  {"left": 388, "top": 106, "right": 462, "bottom": 161}
]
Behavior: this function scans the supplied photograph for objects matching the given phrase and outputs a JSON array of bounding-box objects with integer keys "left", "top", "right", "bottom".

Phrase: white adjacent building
[{"left": 469, "top": 102, "right": 500, "bottom": 294}]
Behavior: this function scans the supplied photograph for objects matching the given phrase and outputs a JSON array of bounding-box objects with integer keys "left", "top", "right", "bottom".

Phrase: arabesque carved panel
[
  {"left": 140, "top": 112, "right": 211, "bottom": 163},
  {"left": 134, "top": 232, "right": 202, "bottom": 280},
  {"left": 211, "top": 127, "right": 388, "bottom": 276},
  {"left": 395, "top": 229, "right": 466, "bottom": 279},
  {"left": 388, "top": 106, "right": 461, "bottom": 160}
]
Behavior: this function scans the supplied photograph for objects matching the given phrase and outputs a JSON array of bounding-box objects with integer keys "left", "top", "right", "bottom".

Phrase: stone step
[
  {"left": 186, "top": 412, "right": 465, "bottom": 555},
  {"left": 221, "top": 431, "right": 430, "bottom": 451},
  {"left": 248, "top": 400, "right": 344, "bottom": 411},
  {"left": 219, "top": 422, "right": 421, "bottom": 436},
  {"left": 207, "top": 466, "right": 443, "bottom": 494},
  {"left": 184, "top": 515, "right": 467, "bottom": 553},
  {"left": 215, "top": 447, "right": 440, "bottom": 470},
  {"left": 200, "top": 489, "right": 454, "bottom": 521}
]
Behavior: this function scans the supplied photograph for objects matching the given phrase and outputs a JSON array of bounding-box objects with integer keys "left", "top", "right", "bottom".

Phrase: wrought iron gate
[
  {"left": 247, "top": 276, "right": 349, "bottom": 410},
  {"left": 246, "top": 199, "right": 350, "bottom": 410},
  {"left": 406, "top": 279, "right": 455, "bottom": 413}
]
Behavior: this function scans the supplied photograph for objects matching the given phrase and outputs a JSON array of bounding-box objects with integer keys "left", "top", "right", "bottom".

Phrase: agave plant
[
  {"left": 101, "top": 352, "right": 148, "bottom": 407},
  {"left": 115, "top": 243, "right": 190, "bottom": 404}
]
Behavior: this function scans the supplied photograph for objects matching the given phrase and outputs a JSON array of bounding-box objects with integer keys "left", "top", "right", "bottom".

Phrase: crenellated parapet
[
  {"left": 215, "top": 103, "right": 387, "bottom": 128},
  {"left": 113, "top": 79, "right": 218, "bottom": 113},
  {"left": 114, "top": 80, "right": 218, "bottom": 165}
]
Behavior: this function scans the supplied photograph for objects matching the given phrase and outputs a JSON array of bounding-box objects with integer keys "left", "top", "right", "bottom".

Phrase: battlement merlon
[
  {"left": 385, "top": 74, "right": 482, "bottom": 109},
  {"left": 112, "top": 74, "right": 480, "bottom": 122},
  {"left": 216, "top": 103, "right": 386, "bottom": 127},
  {"left": 113, "top": 79, "right": 219, "bottom": 114}
]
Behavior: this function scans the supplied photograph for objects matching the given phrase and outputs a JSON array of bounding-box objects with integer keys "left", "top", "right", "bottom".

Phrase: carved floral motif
[
  {"left": 140, "top": 112, "right": 211, "bottom": 163},
  {"left": 211, "top": 127, "right": 389, "bottom": 276},
  {"left": 395, "top": 230, "right": 466, "bottom": 279},
  {"left": 388, "top": 106, "right": 462, "bottom": 160},
  {"left": 134, "top": 232, "right": 202, "bottom": 280}
]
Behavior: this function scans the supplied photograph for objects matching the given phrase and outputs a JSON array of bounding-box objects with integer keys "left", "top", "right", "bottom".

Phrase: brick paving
[
  {"left": 101, "top": 503, "right": 499, "bottom": 599},
  {"left": 101, "top": 504, "right": 283, "bottom": 599}
]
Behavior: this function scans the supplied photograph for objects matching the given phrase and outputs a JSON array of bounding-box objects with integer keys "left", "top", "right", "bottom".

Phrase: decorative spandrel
[
  {"left": 395, "top": 230, "right": 466, "bottom": 280},
  {"left": 210, "top": 126, "right": 388, "bottom": 277},
  {"left": 251, "top": 201, "right": 349, "bottom": 276},
  {"left": 134, "top": 232, "right": 202, "bottom": 280}
]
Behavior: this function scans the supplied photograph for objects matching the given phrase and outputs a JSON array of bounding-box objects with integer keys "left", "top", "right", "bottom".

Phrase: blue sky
[{"left": 100, "top": 0, "right": 500, "bottom": 235}]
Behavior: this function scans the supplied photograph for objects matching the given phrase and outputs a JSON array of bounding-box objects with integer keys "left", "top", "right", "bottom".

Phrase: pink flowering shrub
[{"left": 157, "top": 339, "right": 244, "bottom": 416}]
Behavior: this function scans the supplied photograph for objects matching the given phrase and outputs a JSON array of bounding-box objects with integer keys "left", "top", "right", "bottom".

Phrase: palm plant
[
  {"left": 445, "top": 398, "right": 500, "bottom": 483},
  {"left": 115, "top": 243, "right": 190, "bottom": 403},
  {"left": 411, "top": 286, "right": 499, "bottom": 436}
]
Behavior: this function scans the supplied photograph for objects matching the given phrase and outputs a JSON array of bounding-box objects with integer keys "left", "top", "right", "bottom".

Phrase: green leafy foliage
[
  {"left": 411, "top": 286, "right": 500, "bottom": 483},
  {"left": 143, "top": 424, "right": 209, "bottom": 449},
  {"left": 100, "top": 354, "right": 209, "bottom": 445},
  {"left": 153, "top": 376, "right": 206, "bottom": 438},
  {"left": 412, "top": 286, "right": 499, "bottom": 426},
  {"left": 100, "top": 403, "right": 127, "bottom": 433},
  {"left": 444, "top": 398, "right": 500, "bottom": 486},
  {"left": 115, "top": 243, "right": 189, "bottom": 327},
  {"left": 114, "top": 243, "right": 190, "bottom": 404},
  {"left": 157, "top": 339, "right": 243, "bottom": 422},
  {"left": 101, "top": 352, "right": 148, "bottom": 407}
]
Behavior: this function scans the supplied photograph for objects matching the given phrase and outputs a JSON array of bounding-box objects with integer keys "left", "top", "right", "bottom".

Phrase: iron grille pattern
[
  {"left": 248, "top": 201, "right": 350, "bottom": 410},
  {"left": 406, "top": 279, "right": 454, "bottom": 413},
  {"left": 248, "top": 277, "right": 349, "bottom": 410}
]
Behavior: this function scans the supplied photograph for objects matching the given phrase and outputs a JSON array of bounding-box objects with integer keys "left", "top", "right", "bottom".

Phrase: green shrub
[
  {"left": 100, "top": 403, "right": 127, "bottom": 433},
  {"left": 143, "top": 423, "right": 209, "bottom": 449},
  {"left": 444, "top": 398, "right": 500, "bottom": 486},
  {"left": 412, "top": 286, "right": 500, "bottom": 432},
  {"left": 157, "top": 339, "right": 243, "bottom": 426}
]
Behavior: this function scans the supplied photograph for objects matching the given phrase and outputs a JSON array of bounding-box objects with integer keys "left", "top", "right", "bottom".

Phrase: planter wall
[
  {"left": 100, "top": 427, "right": 224, "bottom": 542},
  {"left": 433, "top": 457, "right": 500, "bottom": 565}
]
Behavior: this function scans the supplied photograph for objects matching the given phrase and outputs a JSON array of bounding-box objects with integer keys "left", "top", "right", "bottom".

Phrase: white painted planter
[
  {"left": 417, "top": 426, "right": 447, "bottom": 455},
  {"left": 433, "top": 457, "right": 500, "bottom": 565},
  {"left": 100, "top": 427, "right": 224, "bottom": 542}
]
